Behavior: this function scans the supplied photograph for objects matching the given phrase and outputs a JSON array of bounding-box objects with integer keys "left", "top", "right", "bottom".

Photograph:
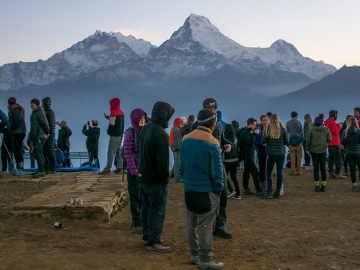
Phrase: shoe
[
  {"left": 131, "top": 226, "right": 142, "bottom": 234},
  {"left": 243, "top": 189, "right": 255, "bottom": 195},
  {"left": 273, "top": 192, "right": 280, "bottom": 199},
  {"left": 144, "top": 239, "right": 169, "bottom": 247},
  {"left": 262, "top": 192, "right": 273, "bottom": 199},
  {"left": 213, "top": 228, "right": 232, "bottom": 239},
  {"left": 320, "top": 186, "right": 326, "bottom": 192},
  {"left": 99, "top": 170, "right": 111, "bottom": 175},
  {"left": 113, "top": 168, "right": 123, "bottom": 174},
  {"left": 197, "top": 260, "right": 224, "bottom": 269},
  {"left": 232, "top": 195, "right": 242, "bottom": 200},
  {"left": 255, "top": 191, "right": 266, "bottom": 197},
  {"left": 227, "top": 191, "right": 236, "bottom": 198},
  {"left": 145, "top": 243, "right": 172, "bottom": 253},
  {"left": 351, "top": 185, "right": 358, "bottom": 192},
  {"left": 31, "top": 172, "right": 45, "bottom": 178},
  {"left": 314, "top": 186, "right": 321, "bottom": 192},
  {"left": 190, "top": 256, "right": 200, "bottom": 265},
  {"left": 336, "top": 174, "right": 347, "bottom": 179}
]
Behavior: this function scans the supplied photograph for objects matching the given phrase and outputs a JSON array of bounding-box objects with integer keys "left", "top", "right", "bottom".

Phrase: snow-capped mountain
[{"left": 0, "top": 14, "right": 336, "bottom": 92}]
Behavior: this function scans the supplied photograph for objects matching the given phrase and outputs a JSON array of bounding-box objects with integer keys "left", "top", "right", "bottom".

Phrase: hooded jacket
[
  {"left": 82, "top": 125, "right": 100, "bottom": 152},
  {"left": 43, "top": 102, "right": 56, "bottom": 138},
  {"left": 169, "top": 118, "right": 183, "bottom": 152},
  {"left": 8, "top": 103, "right": 26, "bottom": 135},
  {"left": 138, "top": 101, "right": 174, "bottom": 185},
  {"left": 123, "top": 108, "right": 147, "bottom": 176},
  {"left": 107, "top": 98, "right": 124, "bottom": 137},
  {"left": 237, "top": 127, "right": 256, "bottom": 158},
  {"left": 342, "top": 128, "right": 360, "bottom": 155},
  {"left": 58, "top": 126, "right": 72, "bottom": 151},
  {"left": 324, "top": 117, "right": 341, "bottom": 146},
  {"left": 305, "top": 125, "right": 332, "bottom": 154},
  {"left": 29, "top": 107, "right": 49, "bottom": 142}
]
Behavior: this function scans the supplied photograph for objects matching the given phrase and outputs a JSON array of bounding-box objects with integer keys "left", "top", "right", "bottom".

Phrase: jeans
[
  {"left": 128, "top": 173, "right": 141, "bottom": 227},
  {"left": 12, "top": 133, "right": 25, "bottom": 169},
  {"left": 347, "top": 153, "right": 360, "bottom": 184},
  {"left": 310, "top": 152, "right": 327, "bottom": 182},
  {"left": 224, "top": 161, "right": 240, "bottom": 196},
  {"left": 141, "top": 183, "right": 168, "bottom": 245},
  {"left": 185, "top": 192, "right": 219, "bottom": 263},
  {"left": 266, "top": 155, "right": 285, "bottom": 193},
  {"left": 328, "top": 145, "right": 341, "bottom": 174},
  {"left": 243, "top": 155, "right": 262, "bottom": 192},
  {"left": 34, "top": 137, "right": 46, "bottom": 173},
  {"left": 43, "top": 136, "right": 56, "bottom": 171},
  {"left": 257, "top": 147, "right": 267, "bottom": 184},
  {"left": 104, "top": 136, "right": 123, "bottom": 171},
  {"left": 172, "top": 151, "right": 181, "bottom": 181},
  {"left": 289, "top": 144, "right": 302, "bottom": 173},
  {"left": 215, "top": 164, "right": 227, "bottom": 230}
]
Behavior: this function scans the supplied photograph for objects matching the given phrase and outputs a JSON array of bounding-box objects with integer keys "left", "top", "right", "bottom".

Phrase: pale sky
[{"left": 1, "top": 0, "right": 359, "bottom": 68}]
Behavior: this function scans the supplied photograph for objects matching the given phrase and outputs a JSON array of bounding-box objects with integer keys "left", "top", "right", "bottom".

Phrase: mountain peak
[{"left": 270, "top": 39, "right": 299, "bottom": 54}]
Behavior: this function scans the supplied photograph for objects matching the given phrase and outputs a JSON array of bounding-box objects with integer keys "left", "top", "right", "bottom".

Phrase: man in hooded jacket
[
  {"left": 42, "top": 97, "right": 56, "bottom": 173},
  {"left": 138, "top": 101, "right": 174, "bottom": 253}
]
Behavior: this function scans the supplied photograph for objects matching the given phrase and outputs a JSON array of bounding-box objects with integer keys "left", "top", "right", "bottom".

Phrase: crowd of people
[{"left": 1, "top": 96, "right": 360, "bottom": 270}]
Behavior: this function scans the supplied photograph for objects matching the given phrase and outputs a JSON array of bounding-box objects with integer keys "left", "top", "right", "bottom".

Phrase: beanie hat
[
  {"left": 291, "top": 111, "right": 298, "bottom": 118},
  {"left": 30, "top": 98, "right": 40, "bottom": 107},
  {"left": 314, "top": 117, "right": 324, "bottom": 127},
  {"left": 202, "top": 98, "right": 218, "bottom": 110},
  {"left": 42, "top": 97, "right": 51, "bottom": 106},
  {"left": 8, "top": 97, "right": 16, "bottom": 105},
  {"left": 197, "top": 109, "right": 216, "bottom": 126}
]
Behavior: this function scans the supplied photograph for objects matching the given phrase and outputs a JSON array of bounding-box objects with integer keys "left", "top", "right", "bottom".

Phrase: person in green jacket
[
  {"left": 82, "top": 119, "right": 100, "bottom": 168},
  {"left": 306, "top": 117, "right": 332, "bottom": 192}
]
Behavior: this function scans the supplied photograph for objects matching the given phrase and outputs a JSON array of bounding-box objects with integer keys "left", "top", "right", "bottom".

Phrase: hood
[
  {"left": 151, "top": 101, "right": 175, "bottom": 129},
  {"left": 173, "top": 118, "right": 183, "bottom": 128},
  {"left": 110, "top": 98, "right": 124, "bottom": 117},
  {"left": 42, "top": 97, "right": 51, "bottom": 109},
  {"left": 130, "top": 108, "right": 147, "bottom": 128},
  {"left": 324, "top": 117, "right": 335, "bottom": 125}
]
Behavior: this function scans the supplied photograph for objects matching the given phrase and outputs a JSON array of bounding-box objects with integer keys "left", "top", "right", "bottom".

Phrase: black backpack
[{"left": 121, "top": 127, "right": 137, "bottom": 171}]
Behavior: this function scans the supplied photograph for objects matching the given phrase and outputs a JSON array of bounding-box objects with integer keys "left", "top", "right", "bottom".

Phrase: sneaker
[
  {"left": 262, "top": 192, "right": 273, "bottom": 199},
  {"left": 145, "top": 243, "right": 172, "bottom": 253},
  {"left": 232, "top": 195, "right": 242, "bottom": 200},
  {"left": 144, "top": 239, "right": 169, "bottom": 247},
  {"left": 255, "top": 191, "right": 265, "bottom": 197},
  {"left": 113, "top": 168, "right": 123, "bottom": 174},
  {"left": 243, "top": 189, "right": 255, "bottom": 195},
  {"left": 227, "top": 191, "right": 236, "bottom": 198},
  {"left": 213, "top": 228, "right": 232, "bottom": 239},
  {"left": 197, "top": 260, "right": 224, "bottom": 269},
  {"left": 131, "top": 226, "right": 142, "bottom": 234},
  {"left": 31, "top": 172, "right": 45, "bottom": 178},
  {"left": 190, "top": 256, "right": 200, "bottom": 265},
  {"left": 99, "top": 170, "right": 111, "bottom": 175},
  {"left": 314, "top": 186, "right": 321, "bottom": 192}
]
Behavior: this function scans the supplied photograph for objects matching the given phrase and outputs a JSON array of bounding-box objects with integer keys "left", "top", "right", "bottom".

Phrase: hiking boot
[
  {"left": 197, "top": 260, "right": 224, "bottom": 269},
  {"left": 336, "top": 174, "right": 347, "bottom": 179},
  {"left": 243, "top": 189, "right": 255, "bottom": 195},
  {"left": 113, "top": 168, "right": 123, "bottom": 174},
  {"left": 145, "top": 243, "right": 172, "bottom": 253},
  {"left": 31, "top": 172, "right": 45, "bottom": 178},
  {"left": 314, "top": 186, "right": 321, "bottom": 192},
  {"left": 227, "top": 191, "right": 236, "bottom": 198},
  {"left": 190, "top": 256, "right": 200, "bottom": 265},
  {"left": 213, "top": 228, "right": 232, "bottom": 239}
]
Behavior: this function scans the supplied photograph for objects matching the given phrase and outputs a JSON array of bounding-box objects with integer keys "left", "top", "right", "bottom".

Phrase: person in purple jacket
[{"left": 124, "top": 108, "right": 147, "bottom": 234}]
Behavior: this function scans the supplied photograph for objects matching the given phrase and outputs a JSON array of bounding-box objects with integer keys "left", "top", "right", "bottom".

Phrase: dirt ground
[{"left": 1, "top": 168, "right": 360, "bottom": 270}]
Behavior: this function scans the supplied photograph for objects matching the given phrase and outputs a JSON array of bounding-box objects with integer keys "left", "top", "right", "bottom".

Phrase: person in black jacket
[
  {"left": 341, "top": 117, "right": 360, "bottom": 191},
  {"left": 138, "top": 101, "right": 174, "bottom": 253},
  {"left": 100, "top": 98, "right": 125, "bottom": 174},
  {"left": 57, "top": 120, "right": 72, "bottom": 167},
  {"left": 27, "top": 99, "right": 50, "bottom": 178},
  {"left": 0, "top": 108, "right": 9, "bottom": 178},
  {"left": 82, "top": 120, "right": 100, "bottom": 168},
  {"left": 7, "top": 97, "right": 26, "bottom": 173},
  {"left": 42, "top": 97, "right": 56, "bottom": 173},
  {"left": 238, "top": 118, "right": 264, "bottom": 196}
]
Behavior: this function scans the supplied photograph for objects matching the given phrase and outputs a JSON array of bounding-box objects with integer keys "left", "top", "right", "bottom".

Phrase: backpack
[
  {"left": 289, "top": 134, "right": 302, "bottom": 146},
  {"left": 121, "top": 127, "right": 137, "bottom": 171}
]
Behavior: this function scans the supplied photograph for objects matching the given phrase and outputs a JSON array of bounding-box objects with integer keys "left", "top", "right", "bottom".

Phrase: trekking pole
[{"left": 1, "top": 136, "right": 20, "bottom": 175}]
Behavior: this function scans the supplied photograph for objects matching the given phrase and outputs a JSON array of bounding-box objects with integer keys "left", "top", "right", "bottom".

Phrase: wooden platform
[{"left": 12, "top": 172, "right": 128, "bottom": 221}]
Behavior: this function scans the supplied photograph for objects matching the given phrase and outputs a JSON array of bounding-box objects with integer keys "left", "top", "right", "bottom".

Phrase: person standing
[
  {"left": 262, "top": 114, "right": 289, "bottom": 199},
  {"left": 123, "top": 108, "right": 147, "bottom": 233},
  {"left": 182, "top": 115, "right": 195, "bottom": 136},
  {"left": 28, "top": 99, "right": 49, "bottom": 178},
  {"left": 100, "top": 98, "right": 125, "bottom": 174},
  {"left": 42, "top": 97, "right": 56, "bottom": 173},
  {"left": 170, "top": 118, "right": 184, "bottom": 183},
  {"left": 0, "top": 108, "right": 9, "bottom": 178},
  {"left": 286, "top": 111, "right": 304, "bottom": 176},
  {"left": 7, "top": 97, "right": 26, "bottom": 174},
  {"left": 303, "top": 114, "right": 313, "bottom": 166},
  {"left": 238, "top": 118, "right": 264, "bottom": 196},
  {"left": 325, "top": 110, "right": 346, "bottom": 179},
  {"left": 341, "top": 117, "right": 360, "bottom": 191},
  {"left": 57, "top": 121, "right": 72, "bottom": 168},
  {"left": 181, "top": 109, "right": 224, "bottom": 269},
  {"left": 306, "top": 117, "right": 332, "bottom": 192},
  {"left": 354, "top": 107, "right": 360, "bottom": 126},
  {"left": 82, "top": 120, "right": 100, "bottom": 168},
  {"left": 223, "top": 124, "right": 241, "bottom": 200},
  {"left": 138, "top": 101, "right": 174, "bottom": 253},
  {"left": 255, "top": 115, "right": 269, "bottom": 190}
]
